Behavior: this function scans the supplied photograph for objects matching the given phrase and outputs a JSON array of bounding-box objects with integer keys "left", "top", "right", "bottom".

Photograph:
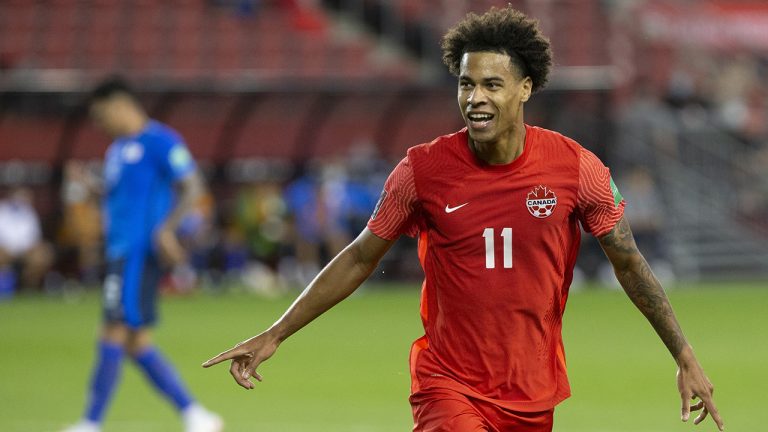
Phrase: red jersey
[{"left": 368, "top": 126, "right": 625, "bottom": 412}]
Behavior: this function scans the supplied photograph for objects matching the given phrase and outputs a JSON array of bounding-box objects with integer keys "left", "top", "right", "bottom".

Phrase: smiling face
[{"left": 458, "top": 51, "right": 532, "bottom": 146}]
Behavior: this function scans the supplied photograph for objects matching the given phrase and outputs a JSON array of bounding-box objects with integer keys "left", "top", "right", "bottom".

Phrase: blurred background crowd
[{"left": 1, "top": 0, "right": 767, "bottom": 298}]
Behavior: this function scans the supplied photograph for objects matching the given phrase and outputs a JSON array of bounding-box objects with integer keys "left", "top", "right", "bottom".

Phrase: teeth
[{"left": 468, "top": 113, "right": 493, "bottom": 121}]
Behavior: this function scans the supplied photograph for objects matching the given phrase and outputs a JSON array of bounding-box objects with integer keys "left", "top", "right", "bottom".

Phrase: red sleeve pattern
[
  {"left": 367, "top": 156, "right": 420, "bottom": 240},
  {"left": 577, "top": 148, "right": 625, "bottom": 237}
]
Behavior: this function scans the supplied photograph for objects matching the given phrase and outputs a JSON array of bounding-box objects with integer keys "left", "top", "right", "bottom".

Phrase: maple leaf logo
[{"left": 526, "top": 185, "right": 557, "bottom": 218}]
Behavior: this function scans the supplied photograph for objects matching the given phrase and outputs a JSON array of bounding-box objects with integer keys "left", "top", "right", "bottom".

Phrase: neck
[{"left": 470, "top": 122, "right": 526, "bottom": 165}]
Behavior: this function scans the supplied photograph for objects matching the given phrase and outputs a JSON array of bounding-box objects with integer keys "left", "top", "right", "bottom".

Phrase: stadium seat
[
  {"left": 161, "top": 94, "right": 238, "bottom": 164},
  {"left": 208, "top": 13, "right": 246, "bottom": 73},
  {"left": 229, "top": 92, "right": 320, "bottom": 161},
  {"left": 385, "top": 91, "right": 464, "bottom": 159},
  {"left": 310, "top": 92, "right": 398, "bottom": 160},
  {"left": 77, "top": 2, "right": 120, "bottom": 71},
  {"left": 0, "top": 2, "right": 40, "bottom": 67},
  {"left": 0, "top": 0, "right": 419, "bottom": 82},
  {"left": 0, "top": 115, "right": 66, "bottom": 163},
  {"left": 125, "top": 4, "right": 164, "bottom": 73},
  {"left": 66, "top": 122, "right": 112, "bottom": 161}
]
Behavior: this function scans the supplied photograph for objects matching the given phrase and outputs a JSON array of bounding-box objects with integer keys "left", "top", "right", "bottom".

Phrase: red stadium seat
[
  {"left": 230, "top": 92, "right": 319, "bottom": 161},
  {"left": 161, "top": 95, "right": 238, "bottom": 163},
  {"left": 310, "top": 92, "right": 397, "bottom": 160},
  {"left": 209, "top": 13, "right": 247, "bottom": 73},
  {"left": 0, "top": 0, "right": 420, "bottom": 82},
  {"left": 126, "top": 4, "right": 164, "bottom": 73},
  {"left": 0, "top": 2, "right": 40, "bottom": 63},
  {"left": 0, "top": 115, "right": 66, "bottom": 163},
  {"left": 67, "top": 123, "right": 111, "bottom": 161},
  {"left": 385, "top": 91, "right": 464, "bottom": 159},
  {"left": 169, "top": 9, "right": 204, "bottom": 74}
]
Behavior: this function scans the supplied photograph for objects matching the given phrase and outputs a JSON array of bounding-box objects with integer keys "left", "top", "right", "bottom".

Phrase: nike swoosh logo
[{"left": 445, "top": 202, "right": 469, "bottom": 213}]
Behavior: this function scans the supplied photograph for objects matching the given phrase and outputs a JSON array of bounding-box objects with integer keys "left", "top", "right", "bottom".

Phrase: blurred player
[
  {"left": 63, "top": 78, "right": 222, "bottom": 432},
  {"left": 203, "top": 7, "right": 722, "bottom": 432}
]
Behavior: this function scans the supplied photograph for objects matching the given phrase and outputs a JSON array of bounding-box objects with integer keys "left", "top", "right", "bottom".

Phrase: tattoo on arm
[{"left": 598, "top": 217, "right": 687, "bottom": 358}]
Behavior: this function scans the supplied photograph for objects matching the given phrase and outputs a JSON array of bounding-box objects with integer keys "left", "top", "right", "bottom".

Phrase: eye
[{"left": 459, "top": 81, "right": 473, "bottom": 90}]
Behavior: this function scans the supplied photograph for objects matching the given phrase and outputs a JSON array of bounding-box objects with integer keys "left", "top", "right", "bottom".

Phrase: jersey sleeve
[
  {"left": 367, "top": 156, "right": 420, "bottom": 240},
  {"left": 154, "top": 128, "right": 197, "bottom": 181},
  {"left": 576, "top": 148, "right": 625, "bottom": 237}
]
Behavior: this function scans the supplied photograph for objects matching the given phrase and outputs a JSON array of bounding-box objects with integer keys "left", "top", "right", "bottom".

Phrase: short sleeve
[
  {"left": 165, "top": 143, "right": 196, "bottom": 180},
  {"left": 154, "top": 128, "right": 196, "bottom": 181},
  {"left": 577, "top": 148, "right": 625, "bottom": 237},
  {"left": 367, "top": 156, "right": 420, "bottom": 240}
]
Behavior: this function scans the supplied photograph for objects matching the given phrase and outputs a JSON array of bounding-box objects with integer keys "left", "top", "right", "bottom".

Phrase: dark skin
[
  {"left": 599, "top": 217, "right": 722, "bottom": 430},
  {"left": 204, "top": 51, "right": 723, "bottom": 431}
]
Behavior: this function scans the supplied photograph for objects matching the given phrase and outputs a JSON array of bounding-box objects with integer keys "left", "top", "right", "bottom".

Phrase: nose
[{"left": 467, "top": 87, "right": 487, "bottom": 106}]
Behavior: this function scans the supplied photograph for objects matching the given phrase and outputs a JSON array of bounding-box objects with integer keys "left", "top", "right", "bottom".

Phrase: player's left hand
[
  {"left": 156, "top": 225, "right": 187, "bottom": 267},
  {"left": 676, "top": 345, "right": 724, "bottom": 430}
]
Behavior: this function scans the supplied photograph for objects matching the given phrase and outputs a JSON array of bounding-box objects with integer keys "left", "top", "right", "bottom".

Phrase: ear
[{"left": 520, "top": 76, "right": 533, "bottom": 103}]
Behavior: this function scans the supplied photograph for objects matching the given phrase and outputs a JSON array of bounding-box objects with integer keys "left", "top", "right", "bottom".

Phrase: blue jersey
[{"left": 103, "top": 120, "right": 196, "bottom": 259}]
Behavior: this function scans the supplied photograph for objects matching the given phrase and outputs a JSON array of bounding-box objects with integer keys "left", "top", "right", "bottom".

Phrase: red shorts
[{"left": 410, "top": 387, "right": 554, "bottom": 432}]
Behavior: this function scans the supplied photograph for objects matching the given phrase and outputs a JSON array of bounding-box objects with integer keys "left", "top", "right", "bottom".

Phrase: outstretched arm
[
  {"left": 598, "top": 216, "right": 723, "bottom": 431},
  {"left": 202, "top": 228, "right": 396, "bottom": 389}
]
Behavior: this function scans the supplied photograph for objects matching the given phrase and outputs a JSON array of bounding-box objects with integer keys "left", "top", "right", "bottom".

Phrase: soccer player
[
  {"left": 203, "top": 7, "right": 723, "bottom": 432},
  {"left": 63, "top": 78, "right": 223, "bottom": 432}
]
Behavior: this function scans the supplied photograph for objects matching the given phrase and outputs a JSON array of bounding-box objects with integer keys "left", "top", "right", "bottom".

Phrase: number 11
[{"left": 483, "top": 227, "right": 512, "bottom": 269}]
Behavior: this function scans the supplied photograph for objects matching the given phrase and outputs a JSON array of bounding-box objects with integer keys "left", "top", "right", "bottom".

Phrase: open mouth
[{"left": 467, "top": 112, "right": 494, "bottom": 130}]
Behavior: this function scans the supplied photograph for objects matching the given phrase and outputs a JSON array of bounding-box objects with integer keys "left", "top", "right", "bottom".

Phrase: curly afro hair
[{"left": 441, "top": 6, "right": 552, "bottom": 93}]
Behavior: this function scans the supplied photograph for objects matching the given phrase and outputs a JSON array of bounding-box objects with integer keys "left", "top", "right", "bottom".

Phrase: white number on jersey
[{"left": 482, "top": 227, "right": 513, "bottom": 269}]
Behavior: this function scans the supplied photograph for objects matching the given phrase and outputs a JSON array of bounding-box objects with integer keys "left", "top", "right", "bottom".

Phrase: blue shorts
[{"left": 103, "top": 253, "right": 163, "bottom": 328}]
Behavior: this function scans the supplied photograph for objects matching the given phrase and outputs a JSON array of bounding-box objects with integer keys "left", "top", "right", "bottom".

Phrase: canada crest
[{"left": 526, "top": 185, "right": 557, "bottom": 218}]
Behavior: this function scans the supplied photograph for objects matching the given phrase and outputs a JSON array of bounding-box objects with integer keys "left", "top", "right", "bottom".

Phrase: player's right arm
[{"left": 202, "top": 228, "right": 396, "bottom": 389}]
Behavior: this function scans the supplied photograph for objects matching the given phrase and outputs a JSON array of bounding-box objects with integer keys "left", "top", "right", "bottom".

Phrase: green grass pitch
[{"left": 0, "top": 282, "right": 764, "bottom": 431}]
